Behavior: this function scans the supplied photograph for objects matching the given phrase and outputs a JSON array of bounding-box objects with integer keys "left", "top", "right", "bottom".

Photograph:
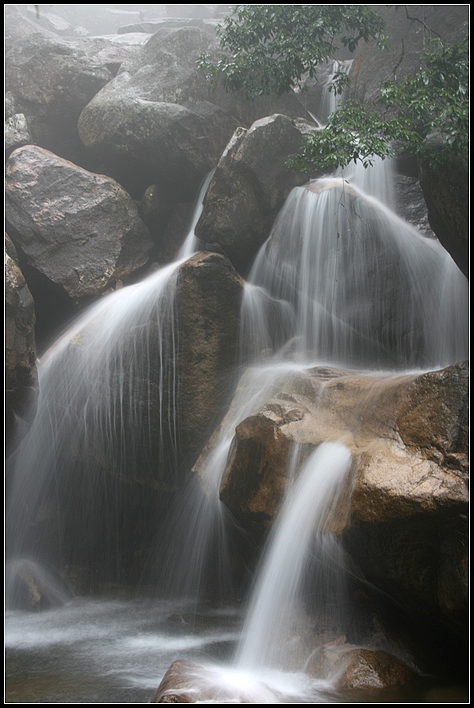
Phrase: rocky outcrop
[
  {"left": 5, "top": 29, "right": 143, "bottom": 165},
  {"left": 346, "top": 365, "right": 469, "bottom": 641},
  {"left": 419, "top": 152, "right": 469, "bottom": 278},
  {"left": 5, "top": 234, "right": 37, "bottom": 440},
  {"left": 195, "top": 114, "right": 313, "bottom": 274},
  {"left": 5, "top": 145, "right": 153, "bottom": 303},
  {"left": 217, "top": 363, "right": 468, "bottom": 640},
  {"left": 78, "top": 25, "right": 242, "bottom": 199},
  {"left": 175, "top": 252, "right": 244, "bottom": 469}
]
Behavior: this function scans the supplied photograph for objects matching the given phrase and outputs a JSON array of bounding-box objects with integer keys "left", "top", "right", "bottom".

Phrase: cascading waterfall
[
  {"left": 5, "top": 171, "right": 216, "bottom": 596},
  {"left": 5, "top": 96, "right": 469, "bottom": 703},
  {"left": 234, "top": 442, "right": 353, "bottom": 671},
  {"left": 243, "top": 171, "right": 468, "bottom": 370},
  {"left": 5, "top": 260, "right": 183, "bottom": 588}
]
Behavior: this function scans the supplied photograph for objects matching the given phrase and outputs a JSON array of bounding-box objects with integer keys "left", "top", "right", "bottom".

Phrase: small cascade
[
  {"left": 177, "top": 169, "right": 215, "bottom": 259},
  {"left": 5, "top": 173, "right": 214, "bottom": 599},
  {"left": 5, "top": 260, "right": 183, "bottom": 588},
  {"left": 234, "top": 442, "right": 352, "bottom": 670},
  {"left": 318, "top": 59, "right": 353, "bottom": 125},
  {"left": 243, "top": 176, "right": 468, "bottom": 369},
  {"left": 155, "top": 362, "right": 309, "bottom": 601}
]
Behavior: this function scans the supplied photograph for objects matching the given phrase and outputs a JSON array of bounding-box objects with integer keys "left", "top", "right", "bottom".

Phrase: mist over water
[{"left": 5, "top": 98, "right": 468, "bottom": 703}]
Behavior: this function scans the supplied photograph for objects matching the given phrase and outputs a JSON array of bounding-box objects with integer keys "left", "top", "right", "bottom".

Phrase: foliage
[
  {"left": 289, "top": 31, "right": 469, "bottom": 172},
  {"left": 197, "top": 5, "right": 386, "bottom": 98}
]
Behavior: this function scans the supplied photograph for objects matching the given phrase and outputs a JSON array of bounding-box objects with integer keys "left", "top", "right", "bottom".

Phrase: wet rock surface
[
  {"left": 151, "top": 660, "right": 280, "bottom": 703},
  {"left": 5, "top": 145, "right": 153, "bottom": 302},
  {"left": 217, "top": 363, "right": 469, "bottom": 640},
  {"left": 195, "top": 114, "right": 313, "bottom": 275},
  {"left": 307, "top": 643, "right": 415, "bottom": 690},
  {"left": 175, "top": 251, "right": 244, "bottom": 469},
  {"left": 5, "top": 234, "right": 38, "bottom": 440},
  {"left": 419, "top": 153, "right": 469, "bottom": 278}
]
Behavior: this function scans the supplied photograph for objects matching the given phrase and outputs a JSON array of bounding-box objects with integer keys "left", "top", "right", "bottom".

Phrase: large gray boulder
[
  {"left": 77, "top": 24, "right": 306, "bottom": 200},
  {"left": 78, "top": 25, "right": 242, "bottom": 199},
  {"left": 195, "top": 114, "right": 313, "bottom": 274},
  {"left": 5, "top": 145, "right": 153, "bottom": 303},
  {"left": 5, "top": 234, "right": 37, "bottom": 439},
  {"left": 4, "top": 28, "right": 143, "bottom": 165}
]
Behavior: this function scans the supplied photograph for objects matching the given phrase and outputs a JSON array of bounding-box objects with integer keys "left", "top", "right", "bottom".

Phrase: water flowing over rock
[
  {"left": 195, "top": 114, "right": 313, "bottom": 274},
  {"left": 5, "top": 234, "right": 37, "bottom": 439},
  {"left": 241, "top": 178, "right": 468, "bottom": 369},
  {"left": 4, "top": 6, "right": 469, "bottom": 700},
  {"left": 218, "top": 362, "right": 468, "bottom": 643},
  {"left": 5, "top": 249, "right": 243, "bottom": 583},
  {"left": 5, "top": 145, "right": 153, "bottom": 303},
  {"left": 151, "top": 660, "right": 280, "bottom": 703}
]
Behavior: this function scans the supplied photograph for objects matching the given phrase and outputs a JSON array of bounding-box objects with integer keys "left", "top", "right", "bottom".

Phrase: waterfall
[
  {"left": 318, "top": 59, "right": 353, "bottom": 125},
  {"left": 5, "top": 99, "right": 469, "bottom": 702},
  {"left": 234, "top": 442, "right": 352, "bottom": 670},
  {"left": 243, "top": 174, "right": 468, "bottom": 369},
  {"left": 5, "top": 172, "right": 215, "bottom": 597}
]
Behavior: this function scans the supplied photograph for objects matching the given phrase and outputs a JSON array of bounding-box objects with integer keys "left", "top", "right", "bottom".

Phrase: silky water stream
[{"left": 5, "top": 157, "right": 469, "bottom": 703}]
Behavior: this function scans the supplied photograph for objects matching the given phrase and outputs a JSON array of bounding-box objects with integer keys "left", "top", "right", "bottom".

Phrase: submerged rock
[
  {"left": 5, "top": 145, "right": 153, "bottom": 303},
  {"left": 151, "top": 660, "right": 280, "bottom": 703}
]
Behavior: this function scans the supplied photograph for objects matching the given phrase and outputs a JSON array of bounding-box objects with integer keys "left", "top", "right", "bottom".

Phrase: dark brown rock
[
  {"left": 5, "top": 234, "right": 38, "bottom": 440},
  {"left": 175, "top": 251, "right": 244, "bottom": 469},
  {"left": 419, "top": 153, "right": 469, "bottom": 278},
  {"left": 5, "top": 145, "right": 153, "bottom": 302},
  {"left": 195, "top": 114, "right": 312, "bottom": 274}
]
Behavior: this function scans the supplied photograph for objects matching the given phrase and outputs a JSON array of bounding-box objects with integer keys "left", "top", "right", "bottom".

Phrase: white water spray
[{"left": 234, "top": 442, "right": 352, "bottom": 670}]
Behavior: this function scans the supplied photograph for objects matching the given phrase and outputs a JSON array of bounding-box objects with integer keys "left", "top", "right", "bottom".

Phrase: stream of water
[{"left": 5, "top": 128, "right": 468, "bottom": 702}]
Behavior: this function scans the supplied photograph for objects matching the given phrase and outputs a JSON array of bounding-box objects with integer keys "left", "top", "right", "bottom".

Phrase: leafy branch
[{"left": 287, "top": 31, "right": 469, "bottom": 172}]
